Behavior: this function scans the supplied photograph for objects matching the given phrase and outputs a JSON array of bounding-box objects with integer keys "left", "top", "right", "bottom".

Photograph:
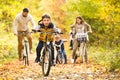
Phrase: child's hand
[{"left": 57, "top": 28, "right": 61, "bottom": 33}]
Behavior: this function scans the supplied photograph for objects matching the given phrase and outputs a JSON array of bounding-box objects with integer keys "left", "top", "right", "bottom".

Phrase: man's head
[
  {"left": 22, "top": 8, "right": 29, "bottom": 17},
  {"left": 42, "top": 14, "right": 51, "bottom": 27}
]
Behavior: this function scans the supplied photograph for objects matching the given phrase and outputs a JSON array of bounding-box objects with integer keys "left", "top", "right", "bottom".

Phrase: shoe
[
  {"left": 69, "top": 47, "right": 73, "bottom": 50},
  {"left": 51, "top": 60, "right": 56, "bottom": 66},
  {"left": 35, "top": 58, "right": 40, "bottom": 63},
  {"left": 19, "top": 56, "right": 23, "bottom": 61},
  {"left": 19, "top": 57, "right": 23, "bottom": 61},
  {"left": 71, "top": 59, "right": 74, "bottom": 63},
  {"left": 39, "top": 62, "right": 42, "bottom": 66},
  {"left": 30, "top": 50, "right": 33, "bottom": 54},
  {"left": 80, "top": 61, "right": 83, "bottom": 63}
]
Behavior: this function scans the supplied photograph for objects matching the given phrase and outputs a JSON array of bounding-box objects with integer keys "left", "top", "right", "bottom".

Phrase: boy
[
  {"left": 35, "top": 14, "right": 58, "bottom": 65},
  {"left": 54, "top": 34, "right": 67, "bottom": 64}
]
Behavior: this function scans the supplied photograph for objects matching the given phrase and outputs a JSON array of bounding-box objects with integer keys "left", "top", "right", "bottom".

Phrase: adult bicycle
[
  {"left": 33, "top": 30, "right": 57, "bottom": 76},
  {"left": 19, "top": 31, "right": 30, "bottom": 66},
  {"left": 74, "top": 32, "right": 88, "bottom": 63}
]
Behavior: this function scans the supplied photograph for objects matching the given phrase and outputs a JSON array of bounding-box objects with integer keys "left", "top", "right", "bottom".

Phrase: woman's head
[
  {"left": 76, "top": 16, "right": 84, "bottom": 24},
  {"left": 42, "top": 14, "right": 51, "bottom": 27}
]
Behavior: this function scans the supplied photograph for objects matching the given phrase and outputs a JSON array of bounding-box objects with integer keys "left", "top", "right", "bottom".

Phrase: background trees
[{"left": 0, "top": 0, "right": 120, "bottom": 71}]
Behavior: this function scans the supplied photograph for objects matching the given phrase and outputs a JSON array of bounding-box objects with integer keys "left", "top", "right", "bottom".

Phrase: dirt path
[{"left": 0, "top": 53, "right": 120, "bottom": 80}]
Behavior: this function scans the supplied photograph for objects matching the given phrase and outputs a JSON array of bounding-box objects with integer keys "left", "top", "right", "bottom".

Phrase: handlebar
[{"left": 32, "top": 29, "right": 63, "bottom": 34}]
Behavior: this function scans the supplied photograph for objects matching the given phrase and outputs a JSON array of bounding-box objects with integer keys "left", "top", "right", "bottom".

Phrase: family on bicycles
[{"left": 13, "top": 8, "right": 92, "bottom": 65}]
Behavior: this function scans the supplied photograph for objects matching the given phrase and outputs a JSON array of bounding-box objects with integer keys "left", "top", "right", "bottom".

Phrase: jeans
[{"left": 36, "top": 41, "right": 54, "bottom": 61}]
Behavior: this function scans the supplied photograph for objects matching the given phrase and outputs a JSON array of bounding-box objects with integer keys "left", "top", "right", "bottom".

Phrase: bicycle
[
  {"left": 74, "top": 32, "right": 88, "bottom": 64},
  {"left": 18, "top": 31, "right": 30, "bottom": 66},
  {"left": 54, "top": 41, "right": 66, "bottom": 64},
  {"left": 33, "top": 30, "right": 57, "bottom": 76}
]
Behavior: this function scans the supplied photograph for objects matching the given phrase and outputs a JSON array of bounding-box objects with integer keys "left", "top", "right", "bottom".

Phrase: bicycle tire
[
  {"left": 23, "top": 43, "right": 29, "bottom": 66},
  {"left": 74, "top": 54, "right": 78, "bottom": 63},
  {"left": 42, "top": 47, "right": 51, "bottom": 76},
  {"left": 56, "top": 52, "right": 65, "bottom": 64},
  {"left": 81, "top": 43, "right": 87, "bottom": 63}
]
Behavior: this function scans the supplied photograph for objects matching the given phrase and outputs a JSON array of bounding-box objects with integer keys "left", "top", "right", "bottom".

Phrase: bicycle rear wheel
[{"left": 42, "top": 48, "right": 51, "bottom": 76}]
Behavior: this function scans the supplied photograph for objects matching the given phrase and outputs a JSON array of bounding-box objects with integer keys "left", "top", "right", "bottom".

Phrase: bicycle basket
[{"left": 76, "top": 33, "right": 87, "bottom": 42}]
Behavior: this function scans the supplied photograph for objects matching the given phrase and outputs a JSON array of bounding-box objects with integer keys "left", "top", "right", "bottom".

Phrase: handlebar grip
[
  {"left": 37, "top": 30, "right": 42, "bottom": 32},
  {"left": 32, "top": 29, "right": 42, "bottom": 32},
  {"left": 32, "top": 29, "right": 36, "bottom": 32},
  {"left": 59, "top": 32, "right": 63, "bottom": 34}
]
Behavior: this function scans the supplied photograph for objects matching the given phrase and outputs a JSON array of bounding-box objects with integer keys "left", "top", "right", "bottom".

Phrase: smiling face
[
  {"left": 76, "top": 18, "right": 82, "bottom": 24},
  {"left": 42, "top": 18, "right": 51, "bottom": 26}
]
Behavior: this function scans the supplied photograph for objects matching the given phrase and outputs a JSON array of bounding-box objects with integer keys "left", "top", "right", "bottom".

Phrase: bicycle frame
[
  {"left": 37, "top": 30, "right": 55, "bottom": 76},
  {"left": 18, "top": 31, "right": 30, "bottom": 66},
  {"left": 76, "top": 32, "right": 88, "bottom": 63},
  {"left": 54, "top": 42, "right": 65, "bottom": 64}
]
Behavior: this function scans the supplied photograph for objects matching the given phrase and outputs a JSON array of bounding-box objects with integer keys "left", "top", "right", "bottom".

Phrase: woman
[{"left": 71, "top": 16, "right": 92, "bottom": 63}]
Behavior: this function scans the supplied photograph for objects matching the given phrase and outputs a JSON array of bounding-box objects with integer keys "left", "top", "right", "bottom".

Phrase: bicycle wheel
[
  {"left": 23, "top": 43, "right": 29, "bottom": 66},
  {"left": 85, "top": 47, "right": 88, "bottom": 63},
  {"left": 81, "top": 43, "right": 86, "bottom": 63},
  {"left": 74, "top": 54, "right": 78, "bottom": 63},
  {"left": 57, "top": 52, "right": 65, "bottom": 64},
  {"left": 42, "top": 48, "right": 51, "bottom": 76}
]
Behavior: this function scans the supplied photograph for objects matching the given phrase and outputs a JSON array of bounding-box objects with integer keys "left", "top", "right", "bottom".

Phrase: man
[{"left": 13, "top": 8, "right": 36, "bottom": 61}]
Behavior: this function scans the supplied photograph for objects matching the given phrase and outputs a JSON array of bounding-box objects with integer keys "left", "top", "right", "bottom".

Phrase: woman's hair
[{"left": 76, "top": 16, "right": 84, "bottom": 24}]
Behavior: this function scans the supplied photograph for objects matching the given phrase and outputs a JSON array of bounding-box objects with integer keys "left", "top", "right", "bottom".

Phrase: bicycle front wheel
[
  {"left": 23, "top": 43, "right": 29, "bottom": 66},
  {"left": 42, "top": 48, "right": 51, "bottom": 76},
  {"left": 57, "top": 52, "right": 65, "bottom": 64}
]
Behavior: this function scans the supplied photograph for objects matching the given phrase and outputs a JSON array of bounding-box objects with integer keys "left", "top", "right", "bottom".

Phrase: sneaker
[
  {"left": 80, "top": 61, "right": 83, "bottom": 63},
  {"left": 19, "top": 57, "right": 23, "bottom": 61},
  {"left": 71, "top": 59, "right": 74, "bottom": 63},
  {"left": 35, "top": 58, "right": 40, "bottom": 63},
  {"left": 69, "top": 47, "right": 73, "bottom": 50},
  {"left": 30, "top": 50, "right": 33, "bottom": 54},
  {"left": 51, "top": 60, "right": 56, "bottom": 66},
  {"left": 39, "top": 62, "right": 42, "bottom": 66}
]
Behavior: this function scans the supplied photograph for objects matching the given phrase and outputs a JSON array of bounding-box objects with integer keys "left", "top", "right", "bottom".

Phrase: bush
[
  {"left": 0, "top": 33, "right": 17, "bottom": 63},
  {"left": 88, "top": 46, "right": 120, "bottom": 72}
]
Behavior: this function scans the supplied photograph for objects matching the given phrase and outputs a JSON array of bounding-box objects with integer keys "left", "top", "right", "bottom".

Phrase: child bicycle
[{"left": 54, "top": 41, "right": 66, "bottom": 64}]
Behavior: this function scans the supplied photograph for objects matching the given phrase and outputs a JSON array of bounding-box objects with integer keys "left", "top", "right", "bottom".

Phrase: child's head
[
  {"left": 55, "top": 34, "right": 60, "bottom": 41},
  {"left": 42, "top": 14, "right": 51, "bottom": 27}
]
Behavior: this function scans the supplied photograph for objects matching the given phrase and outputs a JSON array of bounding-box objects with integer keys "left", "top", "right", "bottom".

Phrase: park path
[{"left": 0, "top": 53, "right": 120, "bottom": 80}]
